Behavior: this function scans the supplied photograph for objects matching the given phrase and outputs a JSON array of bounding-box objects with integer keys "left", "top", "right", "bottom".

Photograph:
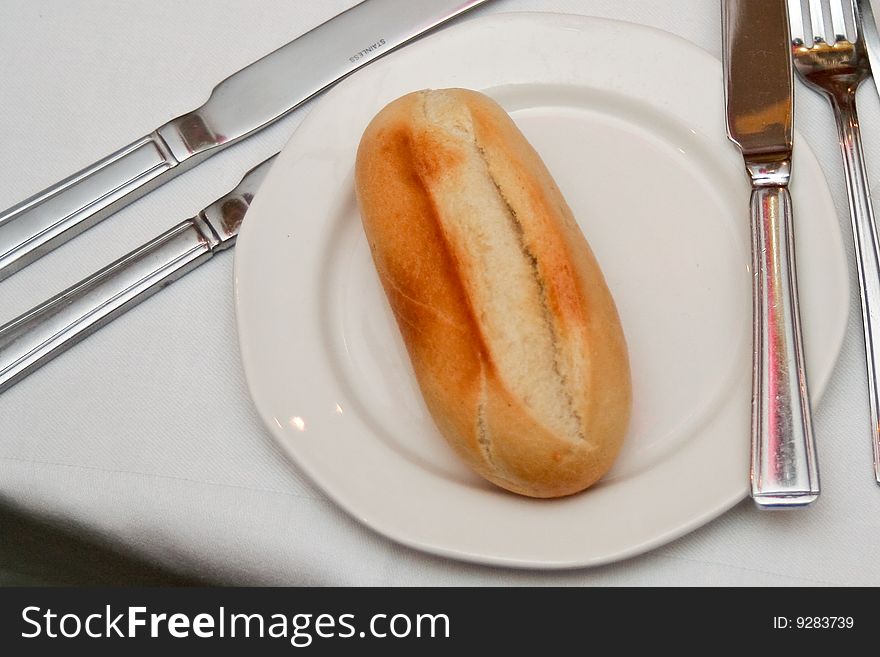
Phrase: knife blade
[
  {"left": 0, "top": 0, "right": 491, "bottom": 281},
  {"left": 0, "top": 155, "right": 275, "bottom": 395},
  {"left": 858, "top": 0, "right": 880, "bottom": 85},
  {"left": 722, "top": 0, "right": 820, "bottom": 507}
]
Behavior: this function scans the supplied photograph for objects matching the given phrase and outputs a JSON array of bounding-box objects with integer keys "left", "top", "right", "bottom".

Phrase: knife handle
[
  {"left": 0, "top": 215, "right": 221, "bottom": 394},
  {"left": 749, "top": 182, "right": 820, "bottom": 507},
  {"left": 0, "top": 131, "right": 189, "bottom": 282}
]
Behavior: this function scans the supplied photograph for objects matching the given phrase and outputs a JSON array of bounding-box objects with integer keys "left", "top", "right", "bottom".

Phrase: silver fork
[{"left": 789, "top": 0, "right": 880, "bottom": 485}]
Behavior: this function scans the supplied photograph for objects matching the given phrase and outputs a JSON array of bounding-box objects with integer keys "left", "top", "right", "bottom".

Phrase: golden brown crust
[{"left": 355, "top": 88, "right": 631, "bottom": 497}]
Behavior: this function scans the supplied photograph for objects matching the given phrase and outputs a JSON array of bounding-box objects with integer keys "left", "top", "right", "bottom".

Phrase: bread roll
[{"left": 355, "top": 88, "right": 631, "bottom": 498}]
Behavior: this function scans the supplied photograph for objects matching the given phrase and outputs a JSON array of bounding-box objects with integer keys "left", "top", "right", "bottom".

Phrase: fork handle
[
  {"left": 0, "top": 216, "right": 218, "bottom": 395},
  {"left": 830, "top": 90, "right": 880, "bottom": 486},
  {"left": 750, "top": 181, "right": 820, "bottom": 506}
]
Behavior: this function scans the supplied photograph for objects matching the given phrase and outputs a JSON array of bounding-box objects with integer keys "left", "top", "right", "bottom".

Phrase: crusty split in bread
[{"left": 355, "top": 88, "right": 631, "bottom": 498}]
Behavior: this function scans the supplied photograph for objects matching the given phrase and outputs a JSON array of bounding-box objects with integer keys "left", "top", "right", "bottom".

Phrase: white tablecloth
[{"left": 1, "top": 0, "right": 878, "bottom": 586}]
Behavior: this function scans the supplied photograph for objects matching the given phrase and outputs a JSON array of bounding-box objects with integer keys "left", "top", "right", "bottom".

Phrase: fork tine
[
  {"left": 829, "top": 0, "right": 850, "bottom": 41},
  {"left": 809, "top": 0, "right": 828, "bottom": 42},
  {"left": 789, "top": 0, "right": 808, "bottom": 44}
]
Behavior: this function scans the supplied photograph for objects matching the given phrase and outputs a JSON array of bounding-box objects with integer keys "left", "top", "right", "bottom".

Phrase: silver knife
[
  {"left": 0, "top": 156, "right": 275, "bottom": 394},
  {"left": 722, "top": 0, "right": 820, "bottom": 507},
  {"left": 858, "top": 0, "right": 880, "bottom": 88},
  {"left": 0, "top": 0, "right": 491, "bottom": 281}
]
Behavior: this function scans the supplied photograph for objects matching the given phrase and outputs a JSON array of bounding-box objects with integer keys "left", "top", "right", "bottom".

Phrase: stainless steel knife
[
  {"left": 858, "top": 0, "right": 880, "bottom": 87},
  {"left": 722, "top": 0, "right": 820, "bottom": 507},
  {"left": 0, "top": 0, "right": 491, "bottom": 281},
  {"left": 0, "top": 156, "right": 274, "bottom": 394}
]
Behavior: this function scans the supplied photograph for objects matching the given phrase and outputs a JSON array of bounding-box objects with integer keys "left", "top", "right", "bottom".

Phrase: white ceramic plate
[{"left": 234, "top": 13, "right": 849, "bottom": 568}]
